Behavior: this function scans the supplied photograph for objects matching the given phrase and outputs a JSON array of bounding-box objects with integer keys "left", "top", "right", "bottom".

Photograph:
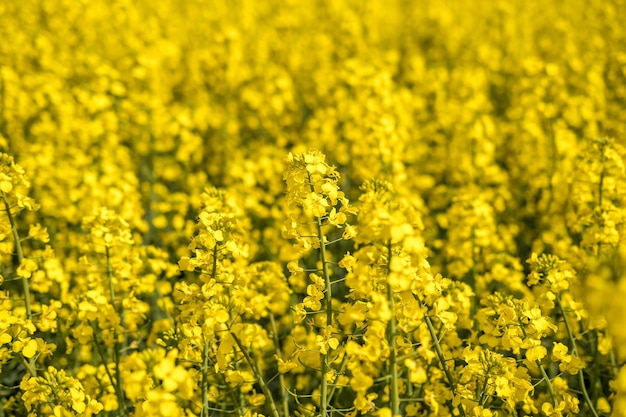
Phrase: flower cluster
[{"left": 20, "top": 366, "right": 103, "bottom": 417}]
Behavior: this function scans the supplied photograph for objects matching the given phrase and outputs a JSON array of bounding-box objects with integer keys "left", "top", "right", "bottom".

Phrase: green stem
[
  {"left": 546, "top": 120, "right": 557, "bottom": 212},
  {"left": 326, "top": 353, "right": 348, "bottom": 405},
  {"left": 609, "top": 350, "right": 619, "bottom": 377},
  {"left": 518, "top": 318, "right": 558, "bottom": 407},
  {"left": 211, "top": 243, "right": 218, "bottom": 282},
  {"left": 2, "top": 191, "right": 31, "bottom": 319},
  {"left": 2, "top": 191, "right": 37, "bottom": 379},
  {"left": 538, "top": 363, "right": 558, "bottom": 407},
  {"left": 201, "top": 340, "right": 210, "bottom": 417},
  {"left": 316, "top": 212, "right": 332, "bottom": 417},
  {"left": 308, "top": 172, "right": 333, "bottom": 417},
  {"left": 92, "top": 321, "right": 127, "bottom": 416},
  {"left": 19, "top": 354, "right": 37, "bottom": 377},
  {"left": 555, "top": 295, "right": 599, "bottom": 417},
  {"left": 386, "top": 241, "right": 400, "bottom": 416},
  {"left": 478, "top": 375, "right": 489, "bottom": 406},
  {"left": 422, "top": 301, "right": 466, "bottom": 417},
  {"left": 230, "top": 332, "right": 281, "bottom": 417},
  {"left": 227, "top": 284, "right": 246, "bottom": 413},
  {"left": 597, "top": 144, "right": 605, "bottom": 259},
  {"left": 270, "top": 312, "right": 290, "bottom": 417},
  {"left": 105, "top": 246, "right": 117, "bottom": 306},
  {"left": 105, "top": 246, "right": 126, "bottom": 416},
  {"left": 470, "top": 228, "right": 479, "bottom": 331},
  {"left": 598, "top": 144, "right": 605, "bottom": 212}
]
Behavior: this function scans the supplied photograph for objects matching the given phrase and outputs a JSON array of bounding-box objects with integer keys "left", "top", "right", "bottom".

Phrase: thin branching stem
[
  {"left": 518, "top": 318, "right": 558, "bottom": 407},
  {"left": 421, "top": 299, "right": 466, "bottom": 417},
  {"left": 270, "top": 312, "right": 290, "bottom": 417},
  {"left": 104, "top": 246, "right": 127, "bottom": 416},
  {"left": 386, "top": 241, "right": 400, "bottom": 416},
  {"left": 201, "top": 339, "right": 210, "bottom": 417},
  {"left": 92, "top": 320, "right": 127, "bottom": 417},
  {"left": 307, "top": 171, "right": 334, "bottom": 417},
  {"left": 2, "top": 191, "right": 31, "bottom": 321},
  {"left": 230, "top": 332, "right": 281, "bottom": 417},
  {"left": 555, "top": 295, "right": 599, "bottom": 417}
]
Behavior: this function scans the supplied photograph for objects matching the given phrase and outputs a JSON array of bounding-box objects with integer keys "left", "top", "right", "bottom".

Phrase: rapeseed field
[{"left": 1, "top": 0, "right": 625, "bottom": 415}]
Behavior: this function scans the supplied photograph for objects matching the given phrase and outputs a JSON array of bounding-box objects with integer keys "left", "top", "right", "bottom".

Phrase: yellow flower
[
  {"left": 276, "top": 356, "right": 298, "bottom": 374},
  {"left": 551, "top": 342, "right": 568, "bottom": 361},
  {"left": 27, "top": 223, "right": 50, "bottom": 243},
  {"left": 525, "top": 345, "right": 547, "bottom": 362},
  {"left": 541, "top": 400, "right": 566, "bottom": 416},
  {"left": 17, "top": 259, "right": 38, "bottom": 278},
  {"left": 21, "top": 339, "right": 38, "bottom": 359},
  {"left": 404, "top": 359, "right": 427, "bottom": 384}
]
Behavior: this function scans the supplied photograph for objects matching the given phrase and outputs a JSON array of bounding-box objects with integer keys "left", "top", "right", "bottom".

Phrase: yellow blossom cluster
[{"left": 1, "top": 0, "right": 626, "bottom": 416}]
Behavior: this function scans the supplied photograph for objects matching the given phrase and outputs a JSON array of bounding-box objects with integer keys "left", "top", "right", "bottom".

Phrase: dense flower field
[{"left": 1, "top": 0, "right": 626, "bottom": 416}]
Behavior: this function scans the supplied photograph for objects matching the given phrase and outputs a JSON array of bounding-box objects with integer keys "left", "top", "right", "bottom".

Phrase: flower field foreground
[{"left": 1, "top": 0, "right": 626, "bottom": 416}]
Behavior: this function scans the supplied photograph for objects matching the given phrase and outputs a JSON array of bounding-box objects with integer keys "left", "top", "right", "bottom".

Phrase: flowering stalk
[
  {"left": 284, "top": 151, "right": 354, "bottom": 417},
  {"left": 1, "top": 191, "right": 31, "bottom": 320},
  {"left": 310, "top": 181, "right": 333, "bottom": 417},
  {"left": 2, "top": 184, "right": 39, "bottom": 392},
  {"left": 199, "top": 244, "right": 218, "bottom": 417}
]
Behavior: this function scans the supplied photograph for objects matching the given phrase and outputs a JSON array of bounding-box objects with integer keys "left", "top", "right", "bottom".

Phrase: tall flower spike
[
  {"left": 0, "top": 153, "right": 41, "bottom": 319},
  {"left": 283, "top": 151, "right": 354, "bottom": 253},
  {"left": 283, "top": 150, "right": 354, "bottom": 417},
  {"left": 0, "top": 153, "right": 39, "bottom": 213},
  {"left": 284, "top": 151, "right": 349, "bottom": 217}
]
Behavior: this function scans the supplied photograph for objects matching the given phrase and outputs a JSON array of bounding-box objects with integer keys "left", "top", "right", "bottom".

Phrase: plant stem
[
  {"left": 92, "top": 321, "right": 127, "bottom": 416},
  {"left": 518, "top": 318, "right": 558, "bottom": 407},
  {"left": 2, "top": 191, "right": 31, "bottom": 320},
  {"left": 270, "top": 312, "right": 290, "bottom": 416},
  {"left": 327, "top": 353, "right": 348, "bottom": 405},
  {"left": 555, "top": 295, "right": 599, "bottom": 417},
  {"left": 230, "top": 331, "right": 281, "bottom": 417},
  {"left": 422, "top": 300, "right": 466, "bottom": 417},
  {"left": 19, "top": 354, "right": 37, "bottom": 377},
  {"left": 2, "top": 190, "right": 38, "bottom": 379},
  {"left": 386, "top": 241, "right": 400, "bottom": 416},
  {"left": 316, "top": 212, "right": 332, "bottom": 417},
  {"left": 538, "top": 362, "right": 559, "bottom": 407},
  {"left": 105, "top": 246, "right": 126, "bottom": 416},
  {"left": 307, "top": 171, "right": 334, "bottom": 417},
  {"left": 227, "top": 284, "right": 246, "bottom": 413},
  {"left": 470, "top": 228, "right": 479, "bottom": 331},
  {"left": 211, "top": 243, "right": 218, "bottom": 282},
  {"left": 201, "top": 339, "right": 210, "bottom": 417}
]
